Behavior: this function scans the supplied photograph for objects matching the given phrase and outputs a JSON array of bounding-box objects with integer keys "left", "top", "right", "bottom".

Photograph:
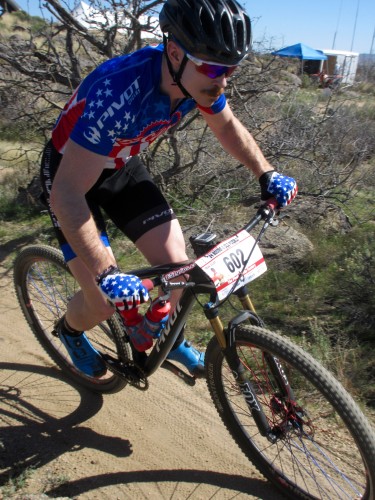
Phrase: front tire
[
  {"left": 14, "top": 245, "right": 131, "bottom": 393},
  {"left": 206, "top": 324, "right": 375, "bottom": 499}
]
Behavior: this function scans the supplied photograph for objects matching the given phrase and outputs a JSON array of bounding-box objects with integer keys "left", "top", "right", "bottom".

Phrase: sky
[
  {"left": 247, "top": 0, "right": 375, "bottom": 54},
  {"left": 13, "top": 0, "right": 375, "bottom": 55}
]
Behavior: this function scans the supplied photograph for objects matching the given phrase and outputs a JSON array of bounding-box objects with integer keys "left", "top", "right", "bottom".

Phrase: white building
[{"left": 319, "top": 49, "right": 359, "bottom": 84}]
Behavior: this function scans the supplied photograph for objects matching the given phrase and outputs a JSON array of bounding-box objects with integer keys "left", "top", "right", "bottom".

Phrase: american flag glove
[
  {"left": 259, "top": 170, "right": 298, "bottom": 207},
  {"left": 98, "top": 272, "right": 149, "bottom": 311}
]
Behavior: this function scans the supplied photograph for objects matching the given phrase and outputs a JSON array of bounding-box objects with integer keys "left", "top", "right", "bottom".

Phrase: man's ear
[{"left": 166, "top": 40, "right": 184, "bottom": 66}]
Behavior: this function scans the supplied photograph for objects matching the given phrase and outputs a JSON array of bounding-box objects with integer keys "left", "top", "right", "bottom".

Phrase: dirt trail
[{"left": 0, "top": 257, "right": 283, "bottom": 499}]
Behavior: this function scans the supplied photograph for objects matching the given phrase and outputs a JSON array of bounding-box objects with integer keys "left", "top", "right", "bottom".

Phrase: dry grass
[{"left": 0, "top": 12, "right": 30, "bottom": 37}]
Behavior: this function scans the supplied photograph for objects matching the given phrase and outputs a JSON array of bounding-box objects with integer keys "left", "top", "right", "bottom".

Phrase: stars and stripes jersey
[{"left": 51, "top": 44, "right": 226, "bottom": 170}]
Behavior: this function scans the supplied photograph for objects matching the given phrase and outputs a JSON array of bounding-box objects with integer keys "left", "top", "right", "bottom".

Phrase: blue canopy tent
[
  {"left": 272, "top": 43, "right": 327, "bottom": 61},
  {"left": 272, "top": 43, "right": 327, "bottom": 74}
]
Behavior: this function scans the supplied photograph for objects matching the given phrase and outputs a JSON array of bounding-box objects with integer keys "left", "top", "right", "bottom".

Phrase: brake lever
[{"left": 258, "top": 198, "right": 280, "bottom": 227}]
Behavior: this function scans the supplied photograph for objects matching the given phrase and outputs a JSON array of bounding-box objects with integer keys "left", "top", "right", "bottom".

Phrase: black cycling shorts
[{"left": 40, "top": 140, "right": 176, "bottom": 262}]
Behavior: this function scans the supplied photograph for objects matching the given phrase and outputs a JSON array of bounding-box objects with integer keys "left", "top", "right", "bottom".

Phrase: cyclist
[{"left": 40, "top": 0, "right": 297, "bottom": 379}]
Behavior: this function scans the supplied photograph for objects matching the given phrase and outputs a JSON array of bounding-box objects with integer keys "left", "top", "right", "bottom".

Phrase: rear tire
[
  {"left": 206, "top": 324, "right": 375, "bottom": 499},
  {"left": 14, "top": 245, "right": 131, "bottom": 393}
]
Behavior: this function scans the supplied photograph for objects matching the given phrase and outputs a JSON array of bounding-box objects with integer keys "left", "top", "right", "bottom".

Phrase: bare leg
[
  {"left": 65, "top": 247, "right": 116, "bottom": 331},
  {"left": 137, "top": 220, "right": 205, "bottom": 377},
  {"left": 135, "top": 218, "right": 188, "bottom": 311},
  {"left": 64, "top": 218, "right": 187, "bottom": 330}
]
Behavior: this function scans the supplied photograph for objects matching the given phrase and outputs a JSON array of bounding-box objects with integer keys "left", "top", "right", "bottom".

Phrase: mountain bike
[{"left": 13, "top": 201, "right": 375, "bottom": 499}]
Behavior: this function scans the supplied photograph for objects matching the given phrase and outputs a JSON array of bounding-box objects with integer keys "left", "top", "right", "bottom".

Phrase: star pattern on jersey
[
  {"left": 83, "top": 78, "right": 149, "bottom": 127},
  {"left": 82, "top": 77, "right": 173, "bottom": 149},
  {"left": 52, "top": 47, "right": 205, "bottom": 159},
  {"left": 267, "top": 172, "right": 298, "bottom": 207},
  {"left": 82, "top": 78, "right": 138, "bottom": 129}
]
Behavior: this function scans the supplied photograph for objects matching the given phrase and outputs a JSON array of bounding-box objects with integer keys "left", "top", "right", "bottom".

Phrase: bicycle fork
[{"left": 206, "top": 288, "right": 295, "bottom": 444}]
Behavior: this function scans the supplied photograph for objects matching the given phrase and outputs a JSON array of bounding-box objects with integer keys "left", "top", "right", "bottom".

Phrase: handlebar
[
  {"left": 142, "top": 198, "right": 278, "bottom": 293},
  {"left": 244, "top": 198, "right": 278, "bottom": 232}
]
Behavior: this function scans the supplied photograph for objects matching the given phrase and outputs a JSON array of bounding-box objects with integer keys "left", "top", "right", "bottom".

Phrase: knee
[
  {"left": 136, "top": 221, "right": 188, "bottom": 264},
  {"left": 169, "top": 237, "right": 187, "bottom": 262}
]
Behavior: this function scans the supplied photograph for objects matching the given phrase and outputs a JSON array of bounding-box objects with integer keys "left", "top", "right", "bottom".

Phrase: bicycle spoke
[{"left": 221, "top": 343, "right": 367, "bottom": 497}]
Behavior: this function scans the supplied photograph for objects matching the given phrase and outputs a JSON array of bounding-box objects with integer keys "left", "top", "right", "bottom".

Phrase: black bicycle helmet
[{"left": 159, "top": 0, "right": 252, "bottom": 65}]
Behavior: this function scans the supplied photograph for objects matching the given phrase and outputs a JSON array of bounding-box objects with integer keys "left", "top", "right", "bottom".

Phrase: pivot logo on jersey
[
  {"left": 124, "top": 76, "right": 141, "bottom": 105},
  {"left": 97, "top": 77, "right": 141, "bottom": 128},
  {"left": 83, "top": 126, "right": 101, "bottom": 144}
]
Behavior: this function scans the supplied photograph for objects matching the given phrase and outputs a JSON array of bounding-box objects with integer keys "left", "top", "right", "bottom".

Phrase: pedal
[
  {"left": 52, "top": 317, "right": 63, "bottom": 337},
  {"left": 101, "top": 353, "right": 149, "bottom": 391},
  {"left": 161, "top": 360, "right": 196, "bottom": 386}
]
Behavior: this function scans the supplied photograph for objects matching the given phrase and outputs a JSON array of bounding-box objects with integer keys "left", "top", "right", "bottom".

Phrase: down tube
[{"left": 143, "top": 288, "right": 197, "bottom": 376}]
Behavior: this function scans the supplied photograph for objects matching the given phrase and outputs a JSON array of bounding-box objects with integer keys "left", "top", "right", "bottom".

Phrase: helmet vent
[
  {"left": 236, "top": 21, "right": 244, "bottom": 52},
  {"left": 200, "top": 7, "right": 215, "bottom": 38},
  {"left": 227, "top": 0, "right": 239, "bottom": 15},
  {"left": 204, "top": 0, "right": 217, "bottom": 14},
  {"left": 221, "top": 12, "right": 232, "bottom": 50},
  {"left": 244, "top": 14, "right": 251, "bottom": 46}
]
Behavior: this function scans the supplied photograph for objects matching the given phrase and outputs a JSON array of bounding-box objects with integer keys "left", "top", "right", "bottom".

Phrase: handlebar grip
[
  {"left": 142, "top": 278, "right": 155, "bottom": 291},
  {"left": 265, "top": 197, "right": 279, "bottom": 210}
]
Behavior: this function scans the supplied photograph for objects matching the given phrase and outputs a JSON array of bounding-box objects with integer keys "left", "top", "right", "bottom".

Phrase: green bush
[{"left": 327, "top": 230, "right": 375, "bottom": 340}]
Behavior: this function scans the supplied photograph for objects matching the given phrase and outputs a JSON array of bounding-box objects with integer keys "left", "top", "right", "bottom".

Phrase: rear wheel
[
  {"left": 14, "top": 245, "right": 131, "bottom": 393},
  {"left": 206, "top": 324, "right": 375, "bottom": 499}
]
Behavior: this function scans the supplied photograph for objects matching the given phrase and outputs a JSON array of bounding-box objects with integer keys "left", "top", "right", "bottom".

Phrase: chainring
[{"left": 101, "top": 354, "right": 149, "bottom": 391}]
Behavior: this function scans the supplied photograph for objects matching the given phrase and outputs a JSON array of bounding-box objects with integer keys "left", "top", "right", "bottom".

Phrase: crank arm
[{"left": 101, "top": 353, "right": 149, "bottom": 391}]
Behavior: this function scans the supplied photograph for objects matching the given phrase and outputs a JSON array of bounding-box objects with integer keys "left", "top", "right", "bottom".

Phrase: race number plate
[{"left": 195, "top": 230, "right": 267, "bottom": 300}]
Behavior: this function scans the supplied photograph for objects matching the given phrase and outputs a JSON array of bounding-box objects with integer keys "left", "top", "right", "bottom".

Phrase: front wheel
[
  {"left": 206, "top": 324, "right": 375, "bottom": 499},
  {"left": 14, "top": 245, "right": 131, "bottom": 393}
]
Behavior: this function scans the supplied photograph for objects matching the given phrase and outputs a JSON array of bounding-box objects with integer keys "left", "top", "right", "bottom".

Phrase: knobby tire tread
[{"left": 205, "top": 323, "right": 375, "bottom": 499}]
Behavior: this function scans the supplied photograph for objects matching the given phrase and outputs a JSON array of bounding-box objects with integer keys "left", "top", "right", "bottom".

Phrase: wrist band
[{"left": 95, "top": 264, "right": 119, "bottom": 285}]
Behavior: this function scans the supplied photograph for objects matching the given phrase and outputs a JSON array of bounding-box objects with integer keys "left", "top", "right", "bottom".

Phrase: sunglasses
[{"left": 185, "top": 51, "right": 238, "bottom": 79}]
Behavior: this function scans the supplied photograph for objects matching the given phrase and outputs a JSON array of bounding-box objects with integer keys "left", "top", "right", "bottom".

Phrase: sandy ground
[{"left": 0, "top": 247, "right": 285, "bottom": 499}]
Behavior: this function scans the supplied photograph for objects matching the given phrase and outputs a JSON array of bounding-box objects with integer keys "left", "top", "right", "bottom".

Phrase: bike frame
[
  {"left": 127, "top": 201, "right": 275, "bottom": 378},
  {"left": 125, "top": 262, "right": 216, "bottom": 378},
  {"left": 117, "top": 203, "right": 294, "bottom": 440}
]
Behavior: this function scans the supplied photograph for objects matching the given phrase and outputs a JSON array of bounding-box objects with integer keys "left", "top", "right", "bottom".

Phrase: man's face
[
  {"left": 180, "top": 59, "right": 228, "bottom": 107},
  {"left": 168, "top": 41, "right": 237, "bottom": 107}
]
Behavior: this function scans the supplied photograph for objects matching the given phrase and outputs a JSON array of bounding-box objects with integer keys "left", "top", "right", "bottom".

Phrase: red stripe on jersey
[
  {"left": 196, "top": 104, "right": 216, "bottom": 115},
  {"left": 52, "top": 89, "right": 86, "bottom": 152}
]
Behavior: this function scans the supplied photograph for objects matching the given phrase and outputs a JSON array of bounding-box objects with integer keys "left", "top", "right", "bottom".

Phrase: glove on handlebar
[
  {"left": 259, "top": 170, "right": 298, "bottom": 207},
  {"left": 98, "top": 269, "right": 149, "bottom": 311}
]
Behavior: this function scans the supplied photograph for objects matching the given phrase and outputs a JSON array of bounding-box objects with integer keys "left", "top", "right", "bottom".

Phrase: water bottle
[
  {"left": 120, "top": 308, "right": 153, "bottom": 352},
  {"left": 143, "top": 299, "right": 171, "bottom": 338}
]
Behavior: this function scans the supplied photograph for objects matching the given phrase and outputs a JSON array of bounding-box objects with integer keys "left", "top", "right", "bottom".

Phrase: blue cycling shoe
[
  {"left": 57, "top": 321, "right": 107, "bottom": 378},
  {"left": 167, "top": 340, "right": 205, "bottom": 378}
]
